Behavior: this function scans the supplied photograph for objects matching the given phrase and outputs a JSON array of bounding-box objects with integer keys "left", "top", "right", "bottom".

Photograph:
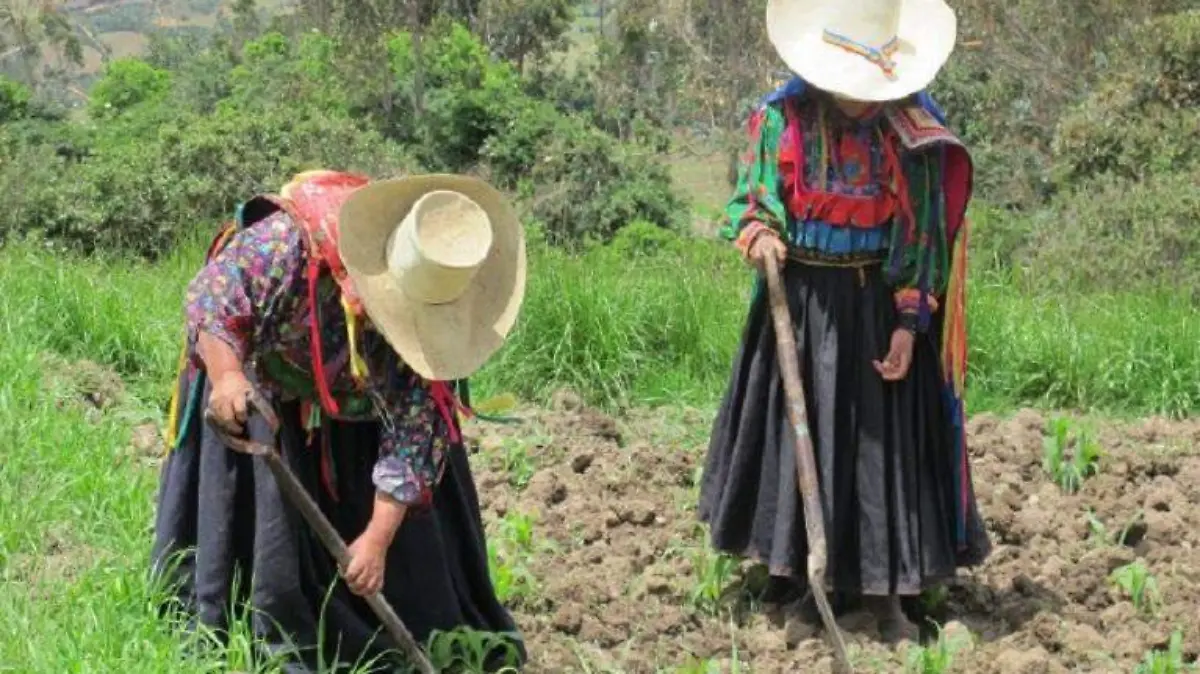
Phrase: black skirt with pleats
[
  {"left": 151, "top": 372, "right": 524, "bottom": 673},
  {"left": 698, "top": 259, "right": 990, "bottom": 597}
]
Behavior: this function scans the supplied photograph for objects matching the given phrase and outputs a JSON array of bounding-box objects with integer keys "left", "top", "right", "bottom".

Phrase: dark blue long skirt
[
  {"left": 151, "top": 372, "right": 524, "bottom": 673},
  {"left": 698, "top": 259, "right": 991, "bottom": 598}
]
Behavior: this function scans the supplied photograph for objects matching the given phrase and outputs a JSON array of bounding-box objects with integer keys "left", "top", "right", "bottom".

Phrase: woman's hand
[
  {"left": 198, "top": 331, "right": 252, "bottom": 435},
  {"left": 342, "top": 492, "right": 407, "bottom": 597},
  {"left": 344, "top": 532, "right": 389, "bottom": 596},
  {"left": 873, "top": 329, "right": 915, "bottom": 381},
  {"left": 748, "top": 233, "right": 787, "bottom": 270},
  {"left": 208, "top": 371, "right": 254, "bottom": 435}
]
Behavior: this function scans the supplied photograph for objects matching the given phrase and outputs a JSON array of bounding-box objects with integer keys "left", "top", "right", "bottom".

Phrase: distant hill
[{"left": 0, "top": 0, "right": 293, "bottom": 105}]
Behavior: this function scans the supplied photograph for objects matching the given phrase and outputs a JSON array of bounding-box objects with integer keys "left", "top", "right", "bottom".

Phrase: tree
[
  {"left": 231, "top": 0, "right": 261, "bottom": 50},
  {"left": 478, "top": 0, "right": 576, "bottom": 70}
]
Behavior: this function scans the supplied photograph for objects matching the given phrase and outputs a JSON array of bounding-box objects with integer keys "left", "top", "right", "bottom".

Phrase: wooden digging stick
[
  {"left": 204, "top": 390, "right": 437, "bottom": 674},
  {"left": 762, "top": 253, "right": 854, "bottom": 673}
]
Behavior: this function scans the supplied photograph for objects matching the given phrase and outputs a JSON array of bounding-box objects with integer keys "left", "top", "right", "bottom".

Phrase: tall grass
[
  {"left": 475, "top": 224, "right": 1200, "bottom": 417},
  {"left": 0, "top": 242, "right": 209, "bottom": 670},
  {"left": 3, "top": 219, "right": 1198, "bottom": 417}
]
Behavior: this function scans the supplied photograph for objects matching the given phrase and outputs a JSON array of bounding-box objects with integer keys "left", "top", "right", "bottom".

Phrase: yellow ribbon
[
  {"left": 343, "top": 296, "right": 370, "bottom": 384},
  {"left": 163, "top": 339, "right": 188, "bottom": 452}
]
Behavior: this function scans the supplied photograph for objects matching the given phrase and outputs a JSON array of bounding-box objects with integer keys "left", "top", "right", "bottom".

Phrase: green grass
[
  {"left": 0, "top": 242, "right": 206, "bottom": 670},
  {"left": 0, "top": 218, "right": 1197, "bottom": 671},
  {"left": 475, "top": 223, "right": 1200, "bottom": 417}
]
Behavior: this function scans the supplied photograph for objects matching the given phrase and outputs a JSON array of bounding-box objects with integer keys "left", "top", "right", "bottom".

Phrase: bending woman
[{"left": 152, "top": 171, "right": 526, "bottom": 672}]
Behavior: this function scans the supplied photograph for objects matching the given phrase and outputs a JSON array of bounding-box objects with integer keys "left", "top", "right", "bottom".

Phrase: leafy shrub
[
  {"left": 387, "top": 21, "right": 526, "bottom": 171},
  {"left": 1017, "top": 169, "right": 1200, "bottom": 300},
  {"left": 224, "top": 32, "right": 352, "bottom": 117},
  {"left": 1052, "top": 11, "right": 1200, "bottom": 186},
  {"left": 4, "top": 103, "right": 415, "bottom": 256},
  {"left": 89, "top": 60, "right": 173, "bottom": 119},
  {"left": 0, "top": 77, "right": 31, "bottom": 123},
  {"left": 605, "top": 219, "right": 686, "bottom": 258},
  {"left": 3, "top": 21, "right": 681, "bottom": 254},
  {"left": 521, "top": 118, "right": 684, "bottom": 244},
  {"left": 386, "top": 20, "right": 683, "bottom": 244},
  {"left": 930, "top": 61, "right": 1053, "bottom": 209},
  {"left": 931, "top": 4, "right": 1198, "bottom": 205}
]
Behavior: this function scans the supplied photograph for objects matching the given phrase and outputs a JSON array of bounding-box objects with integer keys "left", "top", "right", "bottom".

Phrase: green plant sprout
[
  {"left": 905, "top": 623, "right": 973, "bottom": 674},
  {"left": 1134, "top": 630, "right": 1196, "bottom": 674},
  {"left": 1110, "top": 561, "right": 1161, "bottom": 617},
  {"left": 423, "top": 627, "right": 523, "bottom": 674},
  {"left": 495, "top": 437, "right": 538, "bottom": 489},
  {"left": 1043, "top": 417, "right": 1102, "bottom": 493},
  {"left": 687, "top": 547, "right": 739, "bottom": 615}
]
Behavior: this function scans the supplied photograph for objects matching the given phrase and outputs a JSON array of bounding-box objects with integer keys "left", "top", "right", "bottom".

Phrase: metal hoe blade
[
  {"left": 763, "top": 254, "right": 854, "bottom": 673},
  {"left": 204, "top": 390, "right": 437, "bottom": 674}
]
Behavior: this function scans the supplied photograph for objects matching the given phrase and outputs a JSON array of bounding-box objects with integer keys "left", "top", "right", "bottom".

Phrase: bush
[
  {"left": 521, "top": 117, "right": 684, "bottom": 245},
  {"left": 89, "top": 60, "right": 173, "bottom": 119},
  {"left": 1051, "top": 11, "right": 1200, "bottom": 186},
  {"left": 386, "top": 20, "right": 684, "bottom": 244},
  {"left": 929, "top": 4, "right": 1198, "bottom": 206},
  {"left": 3, "top": 22, "right": 683, "bottom": 254},
  {"left": 1016, "top": 169, "right": 1200, "bottom": 301},
  {"left": 387, "top": 21, "right": 526, "bottom": 171},
  {"left": 0, "top": 77, "right": 31, "bottom": 123},
  {"left": 4, "top": 102, "right": 415, "bottom": 257},
  {"left": 930, "top": 61, "right": 1053, "bottom": 209}
]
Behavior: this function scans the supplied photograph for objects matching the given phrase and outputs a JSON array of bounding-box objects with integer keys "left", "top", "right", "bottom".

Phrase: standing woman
[
  {"left": 699, "top": 0, "right": 991, "bottom": 643},
  {"left": 152, "top": 171, "right": 527, "bottom": 671}
]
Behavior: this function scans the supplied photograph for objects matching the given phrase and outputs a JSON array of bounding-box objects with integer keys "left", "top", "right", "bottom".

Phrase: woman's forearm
[
  {"left": 363, "top": 492, "right": 408, "bottom": 547},
  {"left": 197, "top": 332, "right": 246, "bottom": 382}
]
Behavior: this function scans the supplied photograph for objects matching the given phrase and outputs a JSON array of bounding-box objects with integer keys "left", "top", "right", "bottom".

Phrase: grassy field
[{"left": 0, "top": 206, "right": 1197, "bottom": 671}]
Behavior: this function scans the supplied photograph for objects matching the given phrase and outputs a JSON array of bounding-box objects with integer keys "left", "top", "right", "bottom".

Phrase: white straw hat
[
  {"left": 765, "top": 0, "right": 958, "bottom": 103},
  {"left": 338, "top": 175, "right": 526, "bottom": 382}
]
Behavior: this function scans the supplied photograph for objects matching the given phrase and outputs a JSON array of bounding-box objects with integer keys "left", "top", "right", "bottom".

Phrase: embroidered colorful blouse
[
  {"left": 720, "top": 86, "right": 963, "bottom": 333},
  {"left": 185, "top": 211, "right": 448, "bottom": 508}
]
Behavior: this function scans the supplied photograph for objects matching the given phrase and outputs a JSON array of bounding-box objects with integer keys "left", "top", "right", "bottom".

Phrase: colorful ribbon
[{"left": 823, "top": 30, "right": 900, "bottom": 80}]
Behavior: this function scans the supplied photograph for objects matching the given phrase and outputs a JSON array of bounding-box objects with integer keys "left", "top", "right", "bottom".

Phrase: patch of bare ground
[{"left": 465, "top": 398, "right": 1200, "bottom": 672}]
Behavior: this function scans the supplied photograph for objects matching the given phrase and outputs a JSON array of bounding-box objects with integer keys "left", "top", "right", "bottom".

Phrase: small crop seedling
[
  {"left": 1134, "top": 630, "right": 1196, "bottom": 674},
  {"left": 905, "top": 624, "right": 972, "bottom": 674},
  {"left": 1043, "top": 417, "right": 1102, "bottom": 493},
  {"left": 673, "top": 644, "right": 745, "bottom": 674},
  {"left": 487, "top": 511, "right": 549, "bottom": 607},
  {"left": 498, "top": 511, "right": 537, "bottom": 553},
  {"left": 1085, "top": 507, "right": 1146, "bottom": 548},
  {"left": 1110, "top": 560, "right": 1161, "bottom": 617},
  {"left": 688, "top": 547, "right": 739, "bottom": 615},
  {"left": 919, "top": 585, "right": 950, "bottom": 617},
  {"left": 497, "top": 510, "right": 557, "bottom": 557},
  {"left": 487, "top": 539, "right": 538, "bottom": 606},
  {"left": 424, "top": 627, "right": 523, "bottom": 674},
  {"left": 673, "top": 652, "right": 745, "bottom": 674},
  {"left": 496, "top": 437, "right": 538, "bottom": 489}
]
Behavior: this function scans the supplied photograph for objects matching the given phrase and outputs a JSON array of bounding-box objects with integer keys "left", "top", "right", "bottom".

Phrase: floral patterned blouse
[{"left": 185, "top": 211, "right": 448, "bottom": 508}]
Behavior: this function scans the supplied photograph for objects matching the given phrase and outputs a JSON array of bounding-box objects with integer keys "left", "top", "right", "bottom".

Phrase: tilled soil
[{"left": 464, "top": 398, "right": 1200, "bottom": 673}]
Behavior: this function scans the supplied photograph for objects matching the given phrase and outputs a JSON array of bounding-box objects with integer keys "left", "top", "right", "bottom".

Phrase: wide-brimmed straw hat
[
  {"left": 765, "top": 0, "right": 958, "bottom": 103},
  {"left": 338, "top": 175, "right": 526, "bottom": 382}
]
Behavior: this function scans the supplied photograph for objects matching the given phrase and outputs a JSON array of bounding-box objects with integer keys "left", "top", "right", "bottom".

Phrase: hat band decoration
[{"left": 822, "top": 30, "right": 900, "bottom": 80}]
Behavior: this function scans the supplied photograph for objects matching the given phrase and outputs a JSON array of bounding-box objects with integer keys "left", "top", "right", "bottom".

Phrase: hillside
[{"left": 2, "top": 0, "right": 294, "bottom": 103}]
